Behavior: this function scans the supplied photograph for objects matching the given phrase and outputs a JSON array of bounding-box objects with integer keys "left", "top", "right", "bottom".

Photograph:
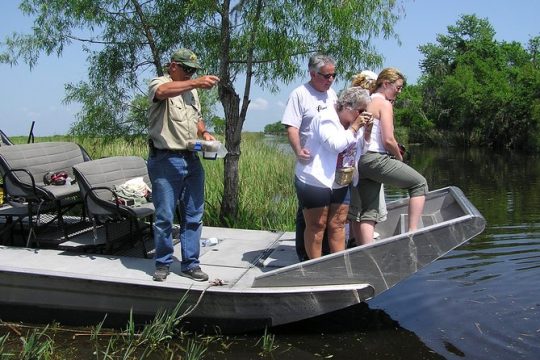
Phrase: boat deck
[{"left": 0, "top": 226, "right": 297, "bottom": 290}]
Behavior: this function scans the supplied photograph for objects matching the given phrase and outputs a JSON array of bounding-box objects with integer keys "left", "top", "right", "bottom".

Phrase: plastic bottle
[
  {"left": 187, "top": 140, "right": 220, "bottom": 152},
  {"left": 201, "top": 237, "right": 219, "bottom": 247}
]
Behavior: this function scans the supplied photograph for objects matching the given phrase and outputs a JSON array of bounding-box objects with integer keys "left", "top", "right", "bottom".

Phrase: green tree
[
  {"left": 393, "top": 84, "right": 434, "bottom": 143},
  {"left": 263, "top": 121, "right": 285, "bottom": 135},
  {"left": 416, "top": 15, "right": 540, "bottom": 151},
  {"left": 418, "top": 15, "right": 498, "bottom": 133},
  {"left": 1, "top": 0, "right": 402, "bottom": 224}
]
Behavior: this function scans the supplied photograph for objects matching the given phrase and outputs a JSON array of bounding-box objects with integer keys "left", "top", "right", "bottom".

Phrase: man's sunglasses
[
  {"left": 172, "top": 62, "right": 197, "bottom": 75},
  {"left": 317, "top": 72, "right": 337, "bottom": 80}
]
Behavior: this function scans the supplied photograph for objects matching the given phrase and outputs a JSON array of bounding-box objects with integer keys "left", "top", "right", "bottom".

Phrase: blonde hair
[
  {"left": 351, "top": 70, "right": 377, "bottom": 92},
  {"left": 374, "top": 67, "right": 406, "bottom": 90}
]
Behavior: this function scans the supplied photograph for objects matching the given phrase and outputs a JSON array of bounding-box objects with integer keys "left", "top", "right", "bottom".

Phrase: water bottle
[{"left": 201, "top": 237, "right": 219, "bottom": 247}]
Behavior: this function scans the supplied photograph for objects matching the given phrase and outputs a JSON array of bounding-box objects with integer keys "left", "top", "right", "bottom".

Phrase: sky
[{"left": 0, "top": 0, "right": 538, "bottom": 137}]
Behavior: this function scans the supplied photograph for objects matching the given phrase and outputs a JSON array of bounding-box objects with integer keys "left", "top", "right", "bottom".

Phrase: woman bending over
[{"left": 296, "top": 87, "right": 372, "bottom": 258}]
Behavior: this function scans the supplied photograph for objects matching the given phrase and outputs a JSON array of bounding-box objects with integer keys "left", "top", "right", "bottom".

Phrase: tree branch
[
  {"left": 65, "top": 34, "right": 148, "bottom": 46},
  {"left": 239, "top": 0, "right": 264, "bottom": 126},
  {"left": 130, "top": 0, "right": 162, "bottom": 76}
]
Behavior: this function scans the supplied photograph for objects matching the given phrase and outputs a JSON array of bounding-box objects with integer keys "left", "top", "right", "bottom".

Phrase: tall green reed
[
  {"left": 256, "top": 327, "right": 278, "bottom": 356},
  {"left": 20, "top": 326, "right": 54, "bottom": 360},
  {"left": 202, "top": 133, "right": 296, "bottom": 230}
]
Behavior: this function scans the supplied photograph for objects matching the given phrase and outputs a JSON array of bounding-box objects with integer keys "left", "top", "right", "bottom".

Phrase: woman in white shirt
[{"left": 295, "top": 87, "right": 371, "bottom": 259}]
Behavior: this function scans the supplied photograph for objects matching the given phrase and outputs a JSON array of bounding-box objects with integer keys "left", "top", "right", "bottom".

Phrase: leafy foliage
[
  {"left": 1, "top": 0, "right": 402, "bottom": 221},
  {"left": 395, "top": 14, "right": 540, "bottom": 151}
]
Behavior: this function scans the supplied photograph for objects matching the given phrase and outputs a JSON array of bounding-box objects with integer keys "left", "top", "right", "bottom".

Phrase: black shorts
[{"left": 295, "top": 179, "right": 350, "bottom": 209}]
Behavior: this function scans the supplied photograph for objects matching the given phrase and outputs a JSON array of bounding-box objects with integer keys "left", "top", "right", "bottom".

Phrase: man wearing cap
[{"left": 147, "top": 48, "right": 220, "bottom": 282}]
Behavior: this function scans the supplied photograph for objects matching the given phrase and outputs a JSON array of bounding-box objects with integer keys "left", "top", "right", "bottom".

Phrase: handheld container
[{"left": 186, "top": 140, "right": 223, "bottom": 160}]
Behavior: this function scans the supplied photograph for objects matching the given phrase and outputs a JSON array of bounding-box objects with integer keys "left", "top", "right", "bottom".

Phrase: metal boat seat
[
  {"left": 0, "top": 142, "right": 90, "bottom": 246},
  {"left": 72, "top": 156, "right": 154, "bottom": 257}
]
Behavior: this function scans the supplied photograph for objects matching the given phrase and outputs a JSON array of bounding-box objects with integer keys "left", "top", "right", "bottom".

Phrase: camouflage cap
[{"left": 171, "top": 48, "right": 202, "bottom": 69}]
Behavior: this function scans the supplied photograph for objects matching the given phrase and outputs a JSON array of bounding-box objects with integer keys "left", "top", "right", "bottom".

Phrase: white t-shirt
[
  {"left": 295, "top": 107, "right": 358, "bottom": 189},
  {"left": 281, "top": 82, "right": 338, "bottom": 148}
]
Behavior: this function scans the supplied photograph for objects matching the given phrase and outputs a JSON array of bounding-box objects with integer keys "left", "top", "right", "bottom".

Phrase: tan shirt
[{"left": 147, "top": 75, "right": 202, "bottom": 150}]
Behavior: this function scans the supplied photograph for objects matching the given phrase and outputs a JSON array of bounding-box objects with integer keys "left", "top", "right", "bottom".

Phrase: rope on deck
[{"left": 178, "top": 278, "right": 227, "bottom": 320}]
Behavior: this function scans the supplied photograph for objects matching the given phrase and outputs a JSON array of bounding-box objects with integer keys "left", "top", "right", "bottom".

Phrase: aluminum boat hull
[{"left": 0, "top": 186, "right": 485, "bottom": 331}]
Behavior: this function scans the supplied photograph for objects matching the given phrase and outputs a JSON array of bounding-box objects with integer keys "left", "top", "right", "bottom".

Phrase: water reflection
[
  {"left": 270, "top": 303, "right": 444, "bottom": 360},
  {"left": 365, "top": 146, "right": 540, "bottom": 359},
  {"left": 203, "top": 303, "right": 444, "bottom": 360},
  {"left": 262, "top": 139, "right": 540, "bottom": 359}
]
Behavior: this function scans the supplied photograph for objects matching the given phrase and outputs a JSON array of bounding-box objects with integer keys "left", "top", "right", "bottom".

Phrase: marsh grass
[
  {"left": 20, "top": 325, "right": 54, "bottom": 360},
  {"left": 256, "top": 327, "right": 278, "bottom": 356},
  {"left": 202, "top": 133, "right": 296, "bottom": 230},
  {"left": 182, "top": 338, "right": 208, "bottom": 360},
  {"left": 10, "top": 133, "right": 297, "bottom": 231},
  {"left": 0, "top": 333, "right": 13, "bottom": 359},
  {"left": 0, "top": 299, "right": 222, "bottom": 359}
]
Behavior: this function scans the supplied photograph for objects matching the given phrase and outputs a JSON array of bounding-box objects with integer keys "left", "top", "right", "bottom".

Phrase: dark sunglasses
[
  {"left": 182, "top": 65, "right": 197, "bottom": 75},
  {"left": 317, "top": 72, "right": 337, "bottom": 79},
  {"left": 172, "top": 62, "right": 197, "bottom": 75}
]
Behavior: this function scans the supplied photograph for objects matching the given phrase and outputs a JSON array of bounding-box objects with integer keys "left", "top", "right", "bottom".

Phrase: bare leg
[
  {"left": 327, "top": 203, "right": 348, "bottom": 253},
  {"left": 303, "top": 206, "right": 328, "bottom": 259},
  {"left": 351, "top": 220, "right": 373, "bottom": 246},
  {"left": 359, "top": 220, "right": 376, "bottom": 245},
  {"left": 350, "top": 220, "right": 361, "bottom": 245},
  {"left": 408, "top": 195, "right": 425, "bottom": 231}
]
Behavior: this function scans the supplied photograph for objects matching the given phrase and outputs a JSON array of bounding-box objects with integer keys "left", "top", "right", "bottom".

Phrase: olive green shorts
[
  {"left": 356, "top": 152, "right": 428, "bottom": 222},
  {"left": 347, "top": 183, "right": 387, "bottom": 223}
]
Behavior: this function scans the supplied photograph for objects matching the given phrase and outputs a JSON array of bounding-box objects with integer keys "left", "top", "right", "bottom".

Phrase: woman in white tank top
[{"left": 356, "top": 68, "right": 428, "bottom": 245}]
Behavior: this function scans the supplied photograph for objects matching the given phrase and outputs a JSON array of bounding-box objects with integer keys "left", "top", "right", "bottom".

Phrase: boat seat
[
  {"left": 0, "top": 142, "right": 91, "bottom": 246},
  {"left": 72, "top": 156, "right": 154, "bottom": 257}
]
